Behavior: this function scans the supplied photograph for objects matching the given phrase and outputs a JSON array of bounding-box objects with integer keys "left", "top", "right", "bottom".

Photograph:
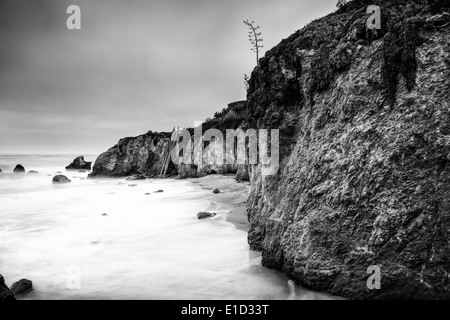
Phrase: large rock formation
[
  {"left": 89, "top": 102, "right": 248, "bottom": 178},
  {"left": 245, "top": 0, "right": 450, "bottom": 299},
  {"left": 10, "top": 279, "right": 33, "bottom": 296},
  {"left": 89, "top": 131, "right": 174, "bottom": 177},
  {"left": 0, "top": 275, "right": 15, "bottom": 301},
  {"left": 66, "top": 156, "right": 92, "bottom": 170}
]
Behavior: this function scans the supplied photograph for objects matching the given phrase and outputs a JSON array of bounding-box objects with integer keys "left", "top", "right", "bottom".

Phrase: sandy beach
[{"left": 189, "top": 175, "right": 250, "bottom": 232}]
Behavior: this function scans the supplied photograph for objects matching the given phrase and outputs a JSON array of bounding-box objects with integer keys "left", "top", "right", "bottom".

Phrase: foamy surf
[{"left": 0, "top": 155, "right": 338, "bottom": 300}]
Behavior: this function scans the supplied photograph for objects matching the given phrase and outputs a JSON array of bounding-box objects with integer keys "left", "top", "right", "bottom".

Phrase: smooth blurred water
[{"left": 0, "top": 154, "right": 338, "bottom": 300}]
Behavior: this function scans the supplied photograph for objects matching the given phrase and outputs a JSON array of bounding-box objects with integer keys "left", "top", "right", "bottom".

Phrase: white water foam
[{"left": 0, "top": 155, "right": 339, "bottom": 300}]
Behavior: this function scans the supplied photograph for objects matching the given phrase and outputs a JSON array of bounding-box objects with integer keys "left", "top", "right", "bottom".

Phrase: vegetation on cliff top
[{"left": 252, "top": 0, "right": 449, "bottom": 107}]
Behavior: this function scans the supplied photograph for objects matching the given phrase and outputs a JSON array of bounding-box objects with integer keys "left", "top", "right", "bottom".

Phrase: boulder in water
[
  {"left": 52, "top": 175, "right": 71, "bottom": 184},
  {"left": 66, "top": 156, "right": 92, "bottom": 170},
  {"left": 10, "top": 279, "right": 33, "bottom": 296},
  {"left": 0, "top": 275, "right": 15, "bottom": 301},
  {"left": 13, "top": 165, "right": 25, "bottom": 173},
  {"left": 197, "top": 212, "right": 217, "bottom": 220}
]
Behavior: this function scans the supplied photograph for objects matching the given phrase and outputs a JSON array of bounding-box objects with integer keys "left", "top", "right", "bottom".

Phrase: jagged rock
[
  {"left": 10, "top": 279, "right": 33, "bottom": 296},
  {"left": 52, "top": 175, "right": 71, "bottom": 184},
  {"left": 212, "top": 189, "right": 221, "bottom": 194},
  {"left": 245, "top": 1, "right": 450, "bottom": 300},
  {"left": 89, "top": 131, "right": 174, "bottom": 178},
  {"left": 66, "top": 156, "right": 91, "bottom": 170},
  {"left": 13, "top": 165, "right": 25, "bottom": 173},
  {"left": 89, "top": 102, "right": 246, "bottom": 180},
  {"left": 0, "top": 275, "right": 15, "bottom": 301},
  {"left": 197, "top": 212, "right": 217, "bottom": 220}
]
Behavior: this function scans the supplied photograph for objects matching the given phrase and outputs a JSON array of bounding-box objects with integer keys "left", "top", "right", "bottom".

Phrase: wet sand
[{"left": 188, "top": 175, "right": 250, "bottom": 232}]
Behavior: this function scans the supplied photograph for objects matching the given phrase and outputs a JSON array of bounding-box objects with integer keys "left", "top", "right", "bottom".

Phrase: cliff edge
[{"left": 245, "top": 0, "right": 450, "bottom": 299}]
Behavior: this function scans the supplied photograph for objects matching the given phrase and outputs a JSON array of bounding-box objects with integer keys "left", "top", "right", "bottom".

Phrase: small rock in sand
[
  {"left": 212, "top": 188, "right": 221, "bottom": 194},
  {"left": 154, "top": 190, "right": 164, "bottom": 193},
  {"left": 0, "top": 168, "right": 2, "bottom": 173},
  {"left": 102, "top": 213, "right": 108, "bottom": 216},
  {"left": 52, "top": 175, "right": 71, "bottom": 184},
  {"left": 126, "top": 175, "right": 146, "bottom": 181},
  {"left": 197, "top": 212, "right": 217, "bottom": 220},
  {"left": 28, "top": 171, "right": 39, "bottom": 174},
  {"left": 10, "top": 279, "right": 33, "bottom": 296},
  {"left": 13, "top": 165, "right": 25, "bottom": 173},
  {"left": 145, "top": 193, "right": 151, "bottom": 195},
  {"left": 128, "top": 184, "right": 138, "bottom": 187}
]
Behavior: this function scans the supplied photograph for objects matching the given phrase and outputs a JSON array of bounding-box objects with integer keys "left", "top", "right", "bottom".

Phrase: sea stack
[
  {"left": 66, "top": 156, "right": 92, "bottom": 171},
  {"left": 10, "top": 279, "right": 33, "bottom": 296},
  {"left": 13, "top": 165, "right": 25, "bottom": 173}
]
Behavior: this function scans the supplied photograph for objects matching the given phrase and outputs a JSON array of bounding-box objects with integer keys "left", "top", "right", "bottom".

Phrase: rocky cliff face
[
  {"left": 90, "top": 101, "right": 248, "bottom": 179},
  {"left": 246, "top": 0, "right": 450, "bottom": 299}
]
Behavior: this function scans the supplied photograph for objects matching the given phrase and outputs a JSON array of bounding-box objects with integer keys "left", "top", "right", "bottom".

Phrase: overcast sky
[{"left": 0, "top": 0, "right": 336, "bottom": 154}]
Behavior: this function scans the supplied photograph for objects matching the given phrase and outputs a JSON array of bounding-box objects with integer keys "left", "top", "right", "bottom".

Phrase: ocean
[{"left": 0, "top": 154, "right": 337, "bottom": 300}]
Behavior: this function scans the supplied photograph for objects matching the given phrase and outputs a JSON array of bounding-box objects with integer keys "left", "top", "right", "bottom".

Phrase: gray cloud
[{"left": 0, "top": 0, "right": 335, "bottom": 154}]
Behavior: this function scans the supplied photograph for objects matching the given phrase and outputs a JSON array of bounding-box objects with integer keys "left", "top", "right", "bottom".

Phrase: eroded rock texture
[
  {"left": 66, "top": 156, "right": 92, "bottom": 170},
  {"left": 246, "top": 0, "right": 450, "bottom": 299},
  {"left": 89, "top": 131, "right": 175, "bottom": 178}
]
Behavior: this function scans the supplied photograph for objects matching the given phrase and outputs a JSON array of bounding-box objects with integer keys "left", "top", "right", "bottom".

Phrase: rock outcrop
[
  {"left": 89, "top": 131, "right": 174, "bottom": 178},
  {"left": 66, "top": 156, "right": 92, "bottom": 170},
  {"left": 10, "top": 279, "right": 33, "bottom": 296},
  {"left": 0, "top": 275, "right": 15, "bottom": 301},
  {"left": 245, "top": 0, "right": 450, "bottom": 300},
  {"left": 89, "top": 101, "right": 248, "bottom": 179},
  {"left": 52, "top": 175, "right": 71, "bottom": 184},
  {"left": 13, "top": 165, "right": 25, "bottom": 173}
]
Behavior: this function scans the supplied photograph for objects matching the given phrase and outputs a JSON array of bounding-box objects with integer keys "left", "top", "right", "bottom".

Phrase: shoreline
[{"left": 188, "top": 175, "right": 250, "bottom": 232}]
